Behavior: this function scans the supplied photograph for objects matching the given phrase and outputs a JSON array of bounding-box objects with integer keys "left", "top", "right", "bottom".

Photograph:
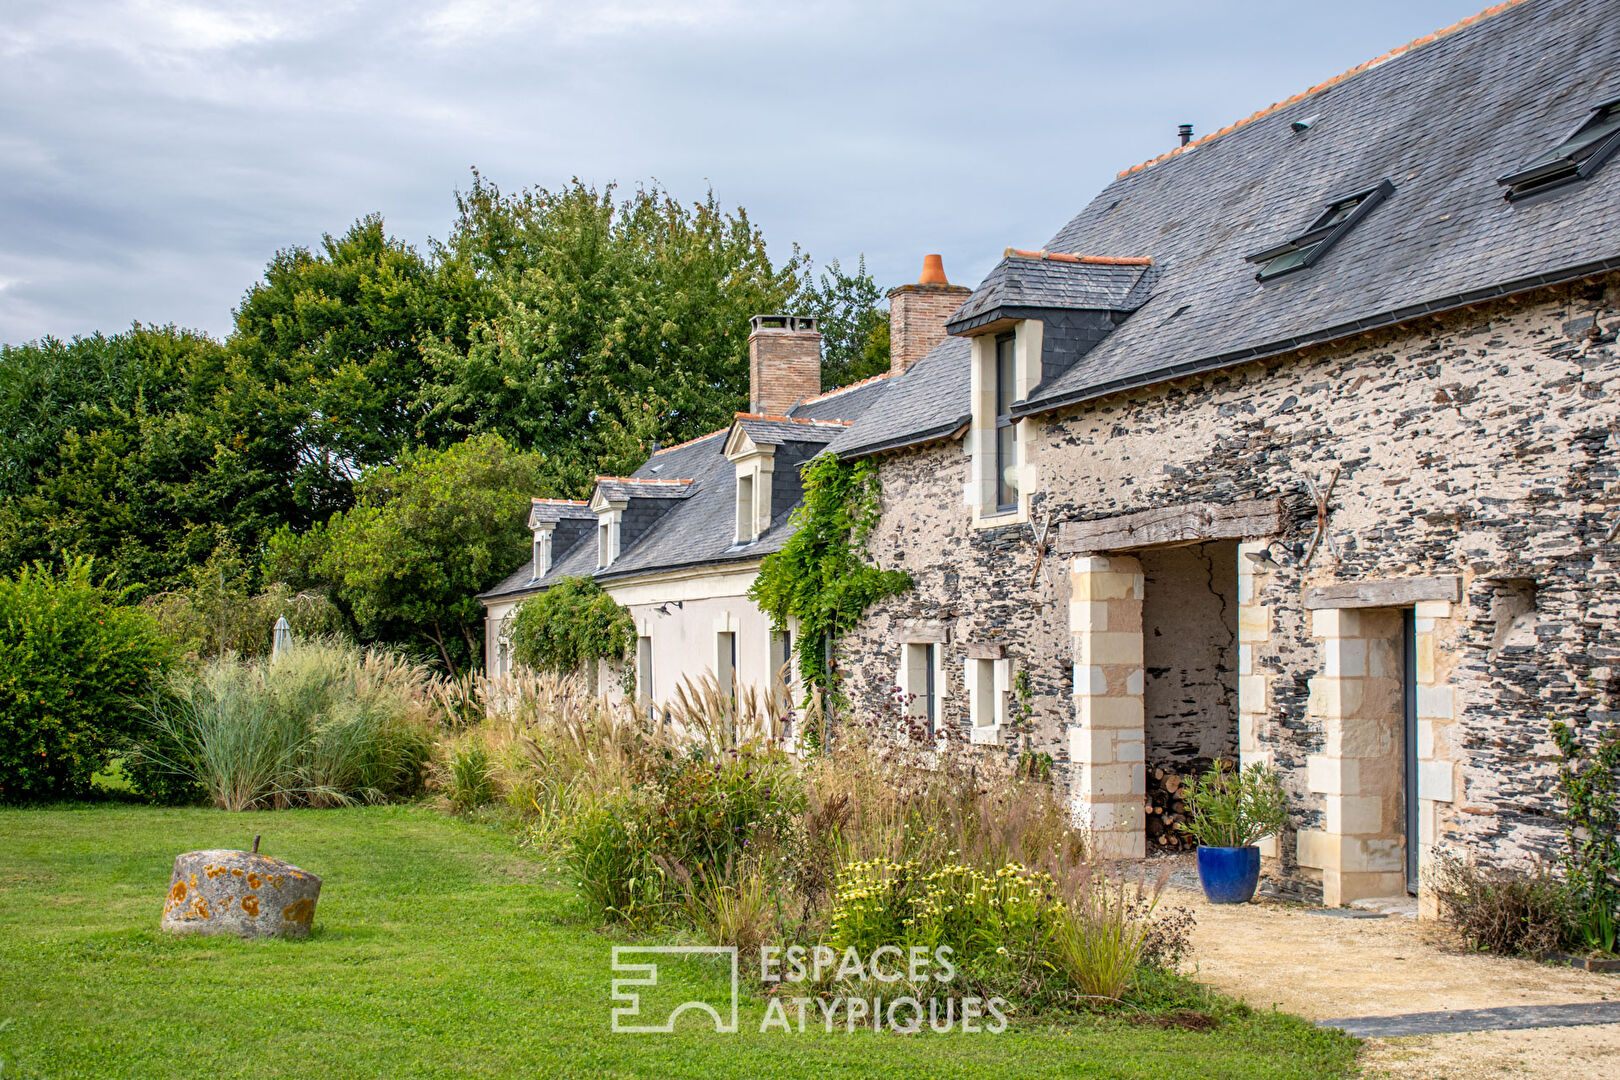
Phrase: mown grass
[{"left": 0, "top": 804, "right": 1357, "bottom": 1080}]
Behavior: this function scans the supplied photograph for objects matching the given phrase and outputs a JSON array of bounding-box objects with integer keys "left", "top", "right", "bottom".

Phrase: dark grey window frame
[
  {"left": 1498, "top": 97, "right": 1620, "bottom": 201},
  {"left": 993, "top": 331, "right": 1018, "bottom": 512},
  {"left": 1246, "top": 179, "right": 1396, "bottom": 282}
]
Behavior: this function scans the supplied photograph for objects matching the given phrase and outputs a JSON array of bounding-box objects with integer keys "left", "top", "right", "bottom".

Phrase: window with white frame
[
  {"left": 736, "top": 472, "right": 756, "bottom": 543},
  {"left": 966, "top": 655, "right": 1011, "bottom": 744},
  {"left": 899, "top": 642, "right": 942, "bottom": 737},
  {"left": 716, "top": 630, "right": 737, "bottom": 698},
  {"left": 971, "top": 320, "right": 1037, "bottom": 524},
  {"left": 596, "top": 514, "right": 620, "bottom": 569},
  {"left": 635, "top": 635, "right": 653, "bottom": 707},
  {"left": 496, "top": 639, "right": 511, "bottom": 678},
  {"left": 532, "top": 529, "right": 551, "bottom": 580}
]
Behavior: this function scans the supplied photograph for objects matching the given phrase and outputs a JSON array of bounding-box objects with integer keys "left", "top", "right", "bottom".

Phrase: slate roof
[
  {"left": 823, "top": 336, "right": 971, "bottom": 458},
  {"left": 733, "top": 415, "right": 852, "bottom": 447},
  {"left": 945, "top": 251, "right": 1155, "bottom": 335},
  {"left": 480, "top": 375, "right": 891, "bottom": 602},
  {"left": 1020, "top": 0, "right": 1620, "bottom": 414},
  {"left": 828, "top": 0, "right": 1620, "bottom": 449},
  {"left": 526, "top": 499, "right": 593, "bottom": 528},
  {"left": 593, "top": 477, "right": 695, "bottom": 503}
]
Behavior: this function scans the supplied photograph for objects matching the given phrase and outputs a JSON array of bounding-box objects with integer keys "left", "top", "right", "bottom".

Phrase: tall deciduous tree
[
  {"left": 423, "top": 177, "right": 806, "bottom": 495},
  {"left": 801, "top": 256, "right": 892, "bottom": 389},
  {"left": 219, "top": 213, "right": 489, "bottom": 534},
  {"left": 275, "top": 433, "right": 541, "bottom": 672}
]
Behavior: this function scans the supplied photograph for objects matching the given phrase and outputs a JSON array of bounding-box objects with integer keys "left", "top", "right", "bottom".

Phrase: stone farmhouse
[{"left": 481, "top": 0, "right": 1620, "bottom": 913}]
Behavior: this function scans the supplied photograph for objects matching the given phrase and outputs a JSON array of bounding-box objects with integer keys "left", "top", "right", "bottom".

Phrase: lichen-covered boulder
[{"left": 160, "top": 849, "right": 321, "bottom": 939}]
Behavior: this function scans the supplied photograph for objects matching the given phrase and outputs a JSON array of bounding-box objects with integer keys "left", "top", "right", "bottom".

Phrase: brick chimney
[
  {"left": 747, "top": 315, "right": 822, "bottom": 414},
  {"left": 887, "top": 255, "right": 971, "bottom": 375}
]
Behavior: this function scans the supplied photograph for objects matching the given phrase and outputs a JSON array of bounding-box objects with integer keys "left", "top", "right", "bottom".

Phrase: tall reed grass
[{"left": 141, "top": 640, "right": 435, "bottom": 810}]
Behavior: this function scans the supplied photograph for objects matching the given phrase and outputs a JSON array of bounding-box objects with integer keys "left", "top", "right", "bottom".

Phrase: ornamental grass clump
[{"left": 139, "top": 639, "right": 435, "bottom": 810}]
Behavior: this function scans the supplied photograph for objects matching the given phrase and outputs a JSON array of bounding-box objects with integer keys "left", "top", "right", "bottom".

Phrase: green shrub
[
  {"left": 509, "top": 577, "right": 633, "bottom": 678},
  {"left": 1181, "top": 762, "right": 1288, "bottom": 848},
  {"left": 138, "top": 640, "right": 435, "bottom": 810},
  {"left": 1051, "top": 881, "right": 1156, "bottom": 1001},
  {"left": 0, "top": 559, "right": 174, "bottom": 802},
  {"left": 829, "top": 858, "right": 1058, "bottom": 960},
  {"left": 1432, "top": 853, "right": 1573, "bottom": 956},
  {"left": 566, "top": 795, "right": 665, "bottom": 922},
  {"left": 1552, "top": 720, "right": 1620, "bottom": 955},
  {"left": 566, "top": 748, "right": 804, "bottom": 923}
]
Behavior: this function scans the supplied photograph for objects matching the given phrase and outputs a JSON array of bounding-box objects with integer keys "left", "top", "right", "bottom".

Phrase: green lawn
[{"left": 0, "top": 804, "right": 1357, "bottom": 1079}]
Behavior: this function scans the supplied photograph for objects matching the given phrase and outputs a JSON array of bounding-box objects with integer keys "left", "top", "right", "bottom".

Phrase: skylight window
[
  {"left": 1246, "top": 179, "right": 1395, "bottom": 281},
  {"left": 1498, "top": 98, "right": 1620, "bottom": 201}
]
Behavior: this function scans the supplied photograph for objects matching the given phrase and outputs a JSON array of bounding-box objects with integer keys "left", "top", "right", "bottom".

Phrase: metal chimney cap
[{"left": 749, "top": 314, "right": 819, "bottom": 334}]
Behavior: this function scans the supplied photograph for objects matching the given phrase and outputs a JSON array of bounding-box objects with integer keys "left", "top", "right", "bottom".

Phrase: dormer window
[
  {"left": 596, "top": 515, "right": 620, "bottom": 569},
  {"left": 968, "top": 319, "right": 1038, "bottom": 526},
  {"left": 1246, "top": 179, "right": 1394, "bottom": 281},
  {"left": 532, "top": 529, "right": 552, "bottom": 580},
  {"left": 736, "top": 472, "right": 757, "bottom": 543},
  {"left": 1499, "top": 98, "right": 1620, "bottom": 201},
  {"left": 994, "top": 333, "right": 1019, "bottom": 511}
]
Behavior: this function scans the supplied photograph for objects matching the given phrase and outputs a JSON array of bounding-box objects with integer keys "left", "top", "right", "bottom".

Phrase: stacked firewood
[{"left": 1146, "top": 765, "right": 1193, "bottom": 850}]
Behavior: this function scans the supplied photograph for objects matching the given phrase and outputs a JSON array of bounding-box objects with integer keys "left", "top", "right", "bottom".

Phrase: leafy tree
[
  {"left": 0, "top": 325, "right": 229, "bottom": 594},
  {"left": 801, "top": 256, "right": 891, "bottom": 389},
  {"left": 140, "top": 538, "right": 345, "bottom": 661},
  {"left": 423, "top": 177, "right": 806, "bottom": 495},
  {"left": 0, "top": 559, "right": 175, "bottom": 802},
  {"left": 219, "top": 214, "right": 490, "bottom": 533},
  {"left": 276, "top": 433, "right": 540, "bottom": 672}
]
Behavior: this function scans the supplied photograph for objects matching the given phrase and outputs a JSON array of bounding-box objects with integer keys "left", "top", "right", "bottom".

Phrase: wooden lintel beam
[
  {"left": 1056, "top": 498, "right": 1285, "bottom": 555},
  {"left": 1303, "top": 576, "right": 1462, "bottom": 610}
]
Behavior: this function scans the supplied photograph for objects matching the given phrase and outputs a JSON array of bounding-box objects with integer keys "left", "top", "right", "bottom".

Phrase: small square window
[
  {"left": 1246, "top": 179, "right": 1394, "bottom": 281},
  {"left": 1499, "top": 98, "right": 1620, "bottom": 201}
]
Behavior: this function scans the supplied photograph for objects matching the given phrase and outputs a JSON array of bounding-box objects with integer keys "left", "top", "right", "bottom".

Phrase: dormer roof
[
  {"left": 527, "top": 498, "right": 594, "bottom": 529},
  {"left": 945, "top": 251, "right": 1156, "bottom": 336}
]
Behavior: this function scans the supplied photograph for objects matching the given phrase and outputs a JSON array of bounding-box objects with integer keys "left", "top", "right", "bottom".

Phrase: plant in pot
[{"left": 1180, "top": 762, "right": 1288, "bottom": 904}]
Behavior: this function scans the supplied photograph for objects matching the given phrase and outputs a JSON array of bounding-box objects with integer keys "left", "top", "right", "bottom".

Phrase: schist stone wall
[{"left": 839, "top": 275, "right": 1620, "bottom": 900}]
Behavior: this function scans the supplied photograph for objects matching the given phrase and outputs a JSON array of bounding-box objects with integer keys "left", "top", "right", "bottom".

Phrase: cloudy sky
[{"left": 2, "top": 0, "right": 1490, "bottom": 345}]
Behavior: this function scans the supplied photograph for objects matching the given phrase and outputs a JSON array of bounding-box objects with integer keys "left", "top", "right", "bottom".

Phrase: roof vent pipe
[{"left": 1177, "top": 123, "right": 1194, "bottom": 147}]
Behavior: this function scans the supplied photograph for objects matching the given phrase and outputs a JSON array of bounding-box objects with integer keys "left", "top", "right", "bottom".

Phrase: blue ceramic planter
[{"left": 1197, "top": 845, "right": 1261, "bottom": 904}]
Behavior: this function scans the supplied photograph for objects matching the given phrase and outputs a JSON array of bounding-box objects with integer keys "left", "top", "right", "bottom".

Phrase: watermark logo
[
  {"left": 609, "top": 945, "right": 1007, "bottom": 1035},
  {"left": 610, "top": 945, "right": 739, "bottom": 1033}
]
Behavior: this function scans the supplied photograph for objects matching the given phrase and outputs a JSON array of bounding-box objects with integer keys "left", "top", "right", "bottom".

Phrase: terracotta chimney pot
[
  {"left": 887, "top": 255, "right": 971, "bottom": 375},
  {"left": 918, "top": 253, "right": 948, "bottom": 285}
]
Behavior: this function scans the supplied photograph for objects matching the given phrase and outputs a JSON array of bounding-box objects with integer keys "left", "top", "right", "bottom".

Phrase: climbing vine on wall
[
  {"left": 1552, "top": 719, "right": 1620, "bottom": 953},
  {"left": 749, "top": 453, "right": 911, "bottom": 692},
  {"left": 509, "top": 576, "right": 635, "bottom": 681}
]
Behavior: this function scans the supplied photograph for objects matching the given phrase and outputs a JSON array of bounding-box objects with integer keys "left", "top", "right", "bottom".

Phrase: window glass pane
[
  {"left": 923, "top": 645, "right": 936, "bottom": 733},
  {"left": 1315, "top": 195, "right": 1362, "bottom": 229},
  {"left": 996, "top": 423, "right": 1019, "bottom": 507},
  {"left": 1259, "top": 244, "right": 1316, "bottom": 279},
  {"left": 1567, "top": 108, "right": 1620, "bottom": 161},
  {"left": 995, "top": 336, "right": 1017, "bottom": 416}
]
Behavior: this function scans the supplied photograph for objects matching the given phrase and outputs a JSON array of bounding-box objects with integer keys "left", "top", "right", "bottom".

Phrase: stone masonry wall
[{"left": 840, "top": 276, "right": 1620, "bottom": 896}]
